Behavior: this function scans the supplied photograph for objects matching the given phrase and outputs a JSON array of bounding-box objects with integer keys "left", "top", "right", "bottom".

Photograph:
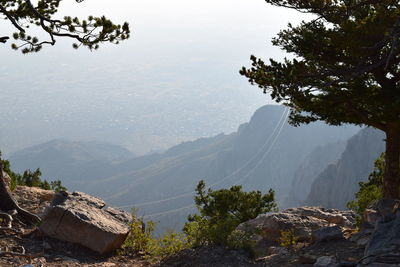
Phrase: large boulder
[
  {"left": 40, "top": 191, "right": 132, "bottom": 254},
  {"left": 235, "top": 207, "right": 355, "bottom": 257},
  {"left": 361, "top": 199, "right": 400, "bottom": 266}
]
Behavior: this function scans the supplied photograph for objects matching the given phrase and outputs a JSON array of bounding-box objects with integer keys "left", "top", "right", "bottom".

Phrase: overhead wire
[
  {"left": 114, "top": 107, "right": 289, "bottom": 210},
  {"left": 129, "top": 108, "right": 290, "bottom": 220},
  {"left": 142, "top": 204, "right": 195, "bottom": 220},
  {"left": 233, "top": 108, "right": 289, "bottom": 186}
]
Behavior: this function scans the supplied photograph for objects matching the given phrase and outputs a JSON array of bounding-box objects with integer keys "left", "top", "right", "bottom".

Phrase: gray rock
[
  {"left": 237, "top": 210, "right": 327, "bottom": 243},
  {"left": 356, "top": 235, "right": 370, "bottom": 247},
  {"left": 365, "top": 214, "right": 400, "bottom": 256},
  {"left": 236, "top": 206, "right": 355, "bottom": 257},
  {"left": 267, "top": 246, "right": 289, "bottom": 256},
  {"left": 312, "top": 225, "right": 344, "bottom": 243},
  {"left": 376, "top": 199, "right": 400, "bottom": 222},
  {"left": 40, "top": 191, "right": 132, "bottom": 254},
  {"left": 314, "top": 256, "right": 338, "bottom": 267},
  {"left": 285, "top": 207, "right": 356, "bottom": 227},
  {"left": 349, "top": 227, "right": 374, "bottom": 247},
  {"left": 362, "top": 200, "right": 400, "bottom": 266},
  {"left": 363, "top": 208, "right": 380, "bottom": 226}
]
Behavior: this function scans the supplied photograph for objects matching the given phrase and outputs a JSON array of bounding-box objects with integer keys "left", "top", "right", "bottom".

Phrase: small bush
[
  {"left": 50, "top": 180, "right": 67, "bottom": 192},
  {"left": 279, "top": 229, "right": 299, "bottom": 249},
  {"left": 123, "top": 216, "right": 156, "bottom": 253},
  {"left": 152, "top": 230, "right": 189, "bottom": 259},
  {"left": 183, "top": 180, "right": 277, "bottom": 247},
  {"left": 122, "top": 209, "right": 189, "bottom": 262},
  {"left": 347, "top": 153, "right": 384, "bottom": 226},
  {"left": 226, "top": 227, "right": 259, "bottom": 253}
]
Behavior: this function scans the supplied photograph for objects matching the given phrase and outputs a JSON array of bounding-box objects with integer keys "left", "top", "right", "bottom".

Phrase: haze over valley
[
  {"left": 0, "top": 0, "right": 386, "bottom": 233},
  {"left": 0, "top": 0, "right": 308, "bottom": 155}
]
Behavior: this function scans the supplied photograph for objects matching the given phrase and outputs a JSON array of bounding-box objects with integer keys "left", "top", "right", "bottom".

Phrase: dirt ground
[
  {"left": 259, "top": 238, "right": 364, "bottom": 267},
  {"left": 0, "top": 186, "right": 149, "bottom": 267},
  {"left": 0, "top": 218, "right": 364, "bottom": 267},
  {"left": 0, "top": 219, "right": 150, "bottom": 267},
  {"left": 156, "top": 238, "right": 364, "bottom": 267}
]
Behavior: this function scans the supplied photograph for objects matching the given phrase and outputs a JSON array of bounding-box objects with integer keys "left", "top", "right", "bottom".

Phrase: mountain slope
[
  {"left": 10, "top": 105, "right": 359, "bottom": 230},
  {"left": 9, "top": 139, "right": 135, "bottom": 186},
  {"left": 305, "top": 128, "right": 385, "bottom": 209},
  {"left": 81, "top": 105, "right": 358, "bottom": 228},
  {"left": 284, "top": 140, "right": 348, "bottom": 207}
]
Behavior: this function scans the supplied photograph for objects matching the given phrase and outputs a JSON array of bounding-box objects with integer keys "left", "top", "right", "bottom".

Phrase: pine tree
[
  {"left": 241, "top": 0, "right": 400, "bottom": 199},
  {"left": 0, "top": 0, "right": 130, "bottom": 53}
]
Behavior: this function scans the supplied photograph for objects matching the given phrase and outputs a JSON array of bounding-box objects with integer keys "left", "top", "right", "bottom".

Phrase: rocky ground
[
  {"left": 156, "top": 235, "right": 364, "bottom": 267},
  {"left": 0, "top": 186, "right": 398, "bottom": 267},
  {"left": 0, "top": 186, "right": 149, "bottom": 267}
]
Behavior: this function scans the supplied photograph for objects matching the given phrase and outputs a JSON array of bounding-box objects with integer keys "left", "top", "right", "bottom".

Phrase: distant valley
[{"left": 8, "top": 105, "right": 366, "bottom": 230}]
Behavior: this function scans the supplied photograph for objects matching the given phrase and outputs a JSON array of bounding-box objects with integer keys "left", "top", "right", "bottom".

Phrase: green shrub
[
  {"left": 183, "top": 180, "right": 277, "bottom": 247},
  {"left": 226, "top": 227, "right": 259, "bottom": 254},
  {"left": 152, "top": 230, "right": 189, "bottom": 259},
  {"left": 50, "top": 180, "right": 67, "bottom": 192},
  {"left": 122, "top": 209, "right": 189, "bottom": 262},
  {"left": 123, "top": 216, "right": 156, "bottom": 253},
  {"left": 279, "top": 229, "right": 299, "bottom": 249},
  {"left": 347, "top": 153, "right": 384, "bottom": 226}
]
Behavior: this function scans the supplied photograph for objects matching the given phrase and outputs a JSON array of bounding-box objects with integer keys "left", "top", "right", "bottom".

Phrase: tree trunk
[
  {"left": 383, "top": 127, "right": 400, "bottom": 199},
  {"left": 0, "top": 160, "right": 41, "bottom": 225}
]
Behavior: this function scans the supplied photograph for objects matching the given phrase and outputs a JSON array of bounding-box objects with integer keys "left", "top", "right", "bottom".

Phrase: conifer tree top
[{"left": 241, "top": 0, "right": 400, "bottom": 131}]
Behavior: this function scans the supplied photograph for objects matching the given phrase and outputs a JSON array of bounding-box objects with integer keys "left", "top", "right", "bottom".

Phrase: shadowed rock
[
  {"left": 40, "top": 191, "right": 131, "bottom": 254},
  {"left": 312, "top": 225, "right": 344, "bottom": 243},
  {"left": 361, "top": 199, "right": 400, "bottom": 266}
]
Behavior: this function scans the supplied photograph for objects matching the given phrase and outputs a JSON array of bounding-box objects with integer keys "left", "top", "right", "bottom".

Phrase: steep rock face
[
  {"left": 305, "top": 128, "right": 385, "bottom": 209},
  {"left": 285, "top": 141, "right": 347, "bottom": 207}
]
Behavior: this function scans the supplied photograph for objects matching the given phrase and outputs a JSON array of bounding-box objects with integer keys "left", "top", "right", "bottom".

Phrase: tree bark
[
  {"left": 383, "top": 127, "right": 400, "bottom": 199},
  {"left": 0, "top": 161, "right": 41, "bottom": 225}
]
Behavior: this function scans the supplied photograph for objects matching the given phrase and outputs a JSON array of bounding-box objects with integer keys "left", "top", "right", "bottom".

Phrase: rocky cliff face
[
  {"left": 305, "top": 128, "right": 385, "bottom": 209},
  {"left": 285, "top": 141, "right": 347, "bottom": 207}
]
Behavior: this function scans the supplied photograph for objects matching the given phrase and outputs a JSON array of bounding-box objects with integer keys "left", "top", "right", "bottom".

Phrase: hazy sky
[{"left": 0, "top": 0, "right": 309, "bottom": 154}]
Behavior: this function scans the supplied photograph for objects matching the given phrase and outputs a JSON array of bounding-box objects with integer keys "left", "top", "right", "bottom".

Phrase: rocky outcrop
[
  {"left": 360, "top": 199, "right": 400, "bottom": 266},
  {"left": 235, "top": 207, "right": 355, "bottom": 256},
  {"left": 286, "top": 141, "right": 347, "bottom": 207},
  {"left": 306, "top": 128, "right": 385, "bottom": 209},
  {"left": 40, "top": 191, "right": 132, "bottom": 254}
]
